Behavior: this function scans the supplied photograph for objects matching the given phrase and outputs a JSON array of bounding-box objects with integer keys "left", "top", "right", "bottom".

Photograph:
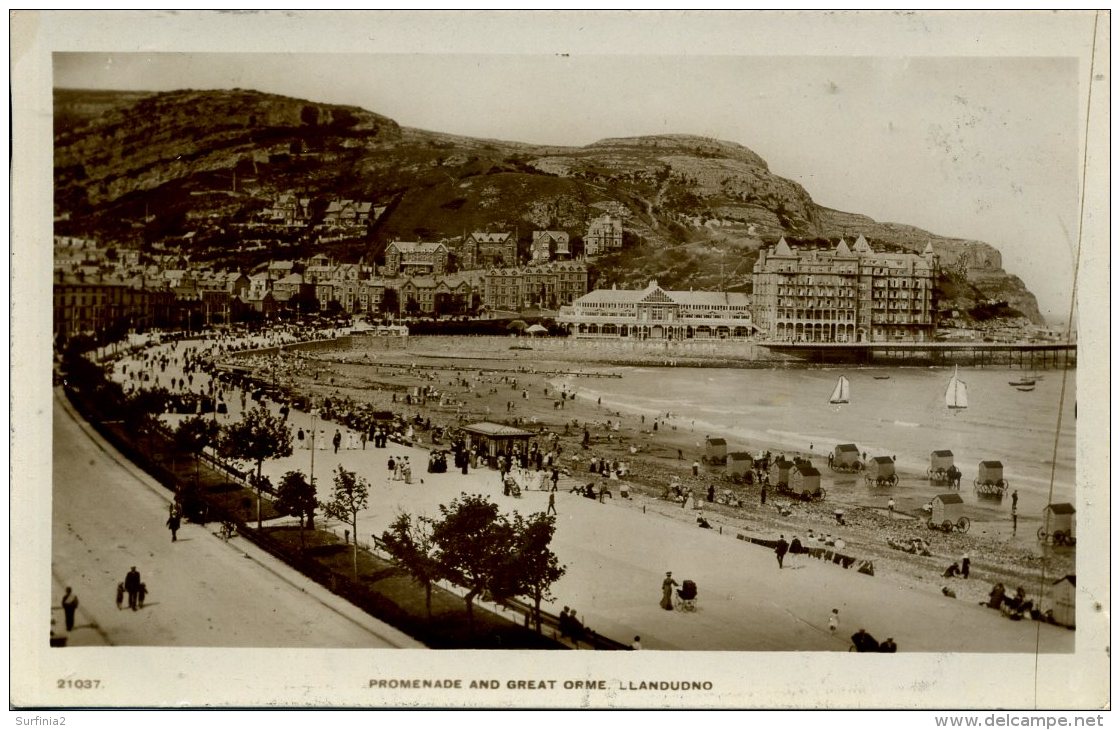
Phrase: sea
[{"left": 554, "top": 365, "right": 1077, "bottom": 520}]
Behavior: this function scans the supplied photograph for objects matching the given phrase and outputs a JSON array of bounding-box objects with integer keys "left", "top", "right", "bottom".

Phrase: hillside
[{"left": 52, "top": 87, "right": 1043, "bottom": 323}]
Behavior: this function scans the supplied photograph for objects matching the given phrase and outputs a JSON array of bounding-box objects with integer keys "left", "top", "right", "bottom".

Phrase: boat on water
[
  {"left": 945, "top": 366, "right": 968, "bottom": 411},
  {"left": 1015, "top": 385, "right": 1035, "bottom": 392},
  {"left": 1008, "top": 378, "right": 1036, "bottom": 387},
  {"left": 829, "top": 375, "right": 850, "bottom": 404},
  {"left": 873, "top": 375, "right": 891, "bottom": 380}
]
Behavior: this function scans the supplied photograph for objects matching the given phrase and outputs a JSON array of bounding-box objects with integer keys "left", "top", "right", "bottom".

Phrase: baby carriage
[
  {"left": 676, "top": 580, "right": 698, "bottom": 612},
  {"left": 503, "top": 476, "right": 522, "bottom": 498}
]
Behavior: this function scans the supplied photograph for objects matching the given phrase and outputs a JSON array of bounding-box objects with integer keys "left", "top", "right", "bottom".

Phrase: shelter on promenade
[{"left": 461, "top": 422, "right": 535, "bottom": 463}]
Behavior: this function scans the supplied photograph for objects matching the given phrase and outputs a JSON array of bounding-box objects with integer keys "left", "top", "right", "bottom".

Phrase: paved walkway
[{"left": 51, "top": 389, "right": 421, "bottom": 648}]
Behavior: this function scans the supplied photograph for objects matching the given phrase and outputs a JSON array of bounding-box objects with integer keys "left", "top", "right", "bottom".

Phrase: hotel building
[{"left": 751, "top": 235, "right": 938, "bottom": 343}]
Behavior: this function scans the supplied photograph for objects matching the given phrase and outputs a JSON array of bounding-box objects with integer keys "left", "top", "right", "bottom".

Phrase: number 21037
[{"left": 58, "top": 679, "right": 100, "bottom": 689}]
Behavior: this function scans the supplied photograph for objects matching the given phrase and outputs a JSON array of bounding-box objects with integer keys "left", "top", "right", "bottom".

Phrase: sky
[{"left": 51, "top": 13, "right": 1096, "bottom": 322}]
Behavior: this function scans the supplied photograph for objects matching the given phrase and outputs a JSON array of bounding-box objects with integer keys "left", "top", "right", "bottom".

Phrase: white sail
[
  {"left": 829, "top": 375, "right": 850, "bottom": 404},
  {"left": 946, "top": 366, "right": 968, "bottom": 410}
]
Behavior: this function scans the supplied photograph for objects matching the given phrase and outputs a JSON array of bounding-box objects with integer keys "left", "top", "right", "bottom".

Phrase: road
[{"left": 51, "top": 389, "right": 421, "bottom": 648}]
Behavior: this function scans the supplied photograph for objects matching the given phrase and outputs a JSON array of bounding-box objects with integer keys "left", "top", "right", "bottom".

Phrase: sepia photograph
[{"left": 11, "top": 9, "right": 1110, "bottom": 712}]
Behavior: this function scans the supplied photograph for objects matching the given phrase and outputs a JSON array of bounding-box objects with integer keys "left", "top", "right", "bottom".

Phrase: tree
[
  {"left": 321, "top": 465, "right": 369, "bottom": 580},
  {"left": 495, "top": 512, "right": 566, "bottom": 633},
  {"left": 405, "top": 296, "right": 421, "bottom": 316},
  {"left": 381, "top": 512, "right": 440, "bottom": 619},
  {"left": 219, "top": 404, "right": 293, "bottom": 529},
  {"left": 173, "top": 414, "right": 220, "bottom": 491},
  {"left": 275, "top": 470, "right": 317, "bottom": 551},
  {"left": 428, "top": 493, "right": 515, "bottom": 631},
  {"left": 380, "top": 288, "right": 399, "bottom": 316}
]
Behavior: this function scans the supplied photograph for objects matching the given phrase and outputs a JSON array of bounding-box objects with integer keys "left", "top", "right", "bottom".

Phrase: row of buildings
[
  {"left": 556, "top": 235, "right": 940, "bottom": 343},
  {"left": 53, "top": 246, "right": 591, "bottom": 341},
  {"left": 54, "top": 233, "right": 941, "bottom": 346}
]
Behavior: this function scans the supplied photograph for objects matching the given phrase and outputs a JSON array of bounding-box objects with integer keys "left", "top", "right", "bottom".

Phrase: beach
[
  {"left": 103, "top": 331, "right": 1076, "bottom": 650},
  {"left": 237, "top": 336, "right": 1077, "bottom": 625}
]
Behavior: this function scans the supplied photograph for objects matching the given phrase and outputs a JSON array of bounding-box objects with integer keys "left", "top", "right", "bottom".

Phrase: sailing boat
[
  {"left": 829, "top": 375, "right": 850, "bottom": 405},
  {"left": 945, "top": 366, "right": 968, "bottom": 411}
]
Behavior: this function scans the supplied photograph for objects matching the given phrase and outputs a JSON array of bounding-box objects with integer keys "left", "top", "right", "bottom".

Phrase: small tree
[
  {"left": 321, "top": 465, "right": 369, "bottom": 579},
  {"left": 219, "top": 404, "right": 293, "bottom": 529},
  {"left": 380, "top": 288, "right": 399, "bottom": 316},
  {"left": 173, "top": 414, "right": 220, "bottom": 490},
  {"left": 275, "top": 470, "right": 318, "bottom": 550},
  {"left": 428, "top": 493, "right": 515, "bottom": 631},
  {"left": 381, "top": 512, "right": 441, "bottom": 619},
  {"left": 497, "top": 512, "right": 566, "bottom": 633}
]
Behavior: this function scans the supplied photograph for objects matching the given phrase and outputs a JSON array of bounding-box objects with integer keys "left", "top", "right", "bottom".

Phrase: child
[
  {"left": 829, "top": 608, "right": 839, "bottom": 634},
  {"left": 115, "top": 582, "right": 125, "bottom": 610}
]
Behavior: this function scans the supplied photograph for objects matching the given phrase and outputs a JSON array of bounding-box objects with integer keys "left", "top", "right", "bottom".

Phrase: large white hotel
[
  {"left": 751, "top": 235, "right": 938, "bottom": 343},
  {"left": 557, "top": 280, "right": 754, "bottom": 340}
]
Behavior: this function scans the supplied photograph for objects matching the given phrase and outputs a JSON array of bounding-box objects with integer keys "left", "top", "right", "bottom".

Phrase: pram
[
  {"left": 676, "top": 580, "right": 698, "bottom": 612},
  {"left": 503, "top": 476, "right": 522, "bottom": 498}
]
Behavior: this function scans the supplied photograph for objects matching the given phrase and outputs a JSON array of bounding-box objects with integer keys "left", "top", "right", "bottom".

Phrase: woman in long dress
[{"left": 660, "top": 572, "right": 678, "bottom": 610}]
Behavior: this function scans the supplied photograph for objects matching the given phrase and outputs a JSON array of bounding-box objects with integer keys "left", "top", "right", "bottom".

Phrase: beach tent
[
  {"left": 931, "top": 493, "right": 965, "bottom": 525},
  {"left": 832, "top": 444, "right": 861, "bottom": 469},
  {"left": 701, "top": 438, "right": 727, "bottom": 465},
  {"left": 790, "top": 464, "right": 821, "bottom": 495},
  {"left": 1041, "top": 503, "right": 1076, "bottom": 544},
  {"left": 769, "top": 458, "right": 794, "bottom": 486},
  {"left": 930, "top": 450, "right": 954, "bottom": 471},
  {"left": 726, "top": 452, "right": 753, "bottom": 481},
  {"left": 1046, "top": 575, "right": 1076, "bottom": 628},
  {"left": 525, "top": 323, "right": 549, "bottom": 336}
]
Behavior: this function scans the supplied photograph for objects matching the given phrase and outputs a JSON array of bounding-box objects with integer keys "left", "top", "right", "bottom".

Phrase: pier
[{"left": 761, "top": 341, "right": 1077, "bottom": 368}]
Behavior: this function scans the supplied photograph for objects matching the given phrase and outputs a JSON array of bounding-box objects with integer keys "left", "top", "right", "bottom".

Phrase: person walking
[
  {"left": 887, "top": 498, "right": 895, "bottom": 519},
  {"left": 547, "top": 492, "right": 557, "bottom": 516},
  {"left": 166, "top": 511, "right": 181, "bottom": 542},
  {"left": 775, "top": 535, "right": 789, "bottom": 569},
  {"left": 125, "top": 566, "right": 142, "bottom": 611},
  {"left": 760, "top": 485, "right": 768, "bottom": 505},
  {"left": 138, "top": 583, "right": 148, "bottom": 609},
  {"left": 1011, "top": 490, "right": 1019, "bottom": 511},
  {"left": 692, "top": 460, "right": 700, "bottom": 477},
  {"left": 61, "top": 587, "right": 79, "bottom": 632},
  {"left": 115, "top": 581, "right": 125, "bottom": 610},
  {"left": 550, "top": 467, "right": 560, "bottom": 492},
  {"left": 660, "top": 572, "right": 678, "bottom": 611},
  {"left": 332, "top": 429, "right": 342, "bottom": 454}
]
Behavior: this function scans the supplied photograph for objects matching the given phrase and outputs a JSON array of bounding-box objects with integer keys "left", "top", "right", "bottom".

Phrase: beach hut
[
  {"left": 789, "top": 464, "right": 824, "bottom": 502},
  {"left": 1046, "top": 575, "right": 1076, "bottom": 628},
  {"left": 830, "top": 444, "right": 862, "bottom": 473},
  {"left": 928, "top": 450, "right": 956, "bottom": 484},
  {"left": 928, "top": 493, "right": 969, "bottom": 532},
  {"left": 769, "top": 458, "right": 794, "bottom": 487},
  {"left": 726, "top": 452, "right": 753, "bottom": 482},
  {"left": 701, "top": 437, "right": 727, "bottom": 465},
  {"left": 864, "top": 456, "right": 898, "bottom": 487},
  {"left": 1038, "top": 503, "right": 1077, "bottom": 546},
  {"left": 974, "top": 460, "right": 1009, "bottom": 499},
  {"left": 460, "top": 422, "right": 535, "bottom": 466}
]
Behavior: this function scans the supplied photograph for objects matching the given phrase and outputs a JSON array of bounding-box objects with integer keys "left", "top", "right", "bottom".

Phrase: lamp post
[{"left": 309, "top": 405, "right": 319, "bottom": 490}]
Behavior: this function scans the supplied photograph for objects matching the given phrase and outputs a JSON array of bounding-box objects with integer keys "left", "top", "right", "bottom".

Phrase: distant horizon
[{"left": 53, "top": 47, "right": 1085, "bottom": 325}]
